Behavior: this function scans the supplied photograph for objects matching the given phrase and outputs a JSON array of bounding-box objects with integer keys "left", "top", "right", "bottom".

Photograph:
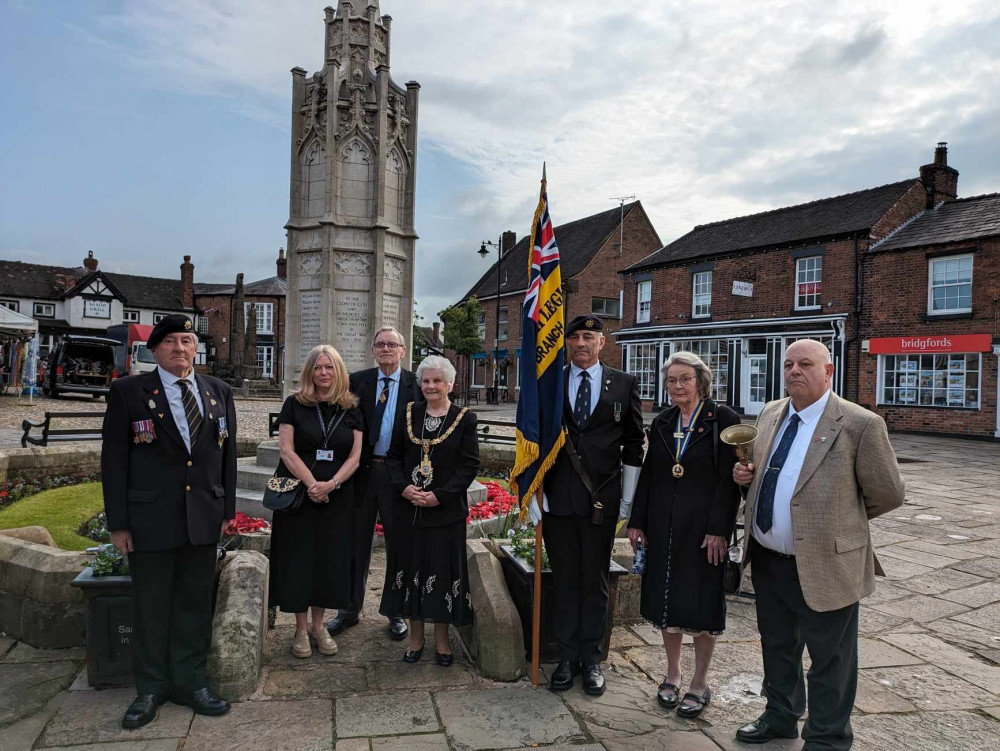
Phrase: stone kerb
[
  {"left": 460, "top": 539, "right": 525, "bottom": 682},
  {"left": 611, "top": 538, "right": 641, "bottom": 623},
  {"left": 0, "top": 445, "right": 101, "bottom": 482},
  {"left": 207, "top": 550, "right": 269, "bottom": 701},
  {"left": 0, "top": 535, "right": 89, "bottom": 648}
]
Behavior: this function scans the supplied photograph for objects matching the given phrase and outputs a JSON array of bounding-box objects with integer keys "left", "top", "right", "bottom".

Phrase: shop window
[
  {"left": 123, "top": 309, "right": 140, "bottom": 323},
  {"left": 244, "top": 302, "right": 274, "bottom": 334},
  {"left": 673, "top": 339, "right": 728, "bottom": 402},
  {"left": 1, "top": 300, "right": 18, "bottom": 312},
  {"left": 471, "top": 358, "right": 488, "bottom": 388},
  {"left": 795, "top": 256, "right": 822, "bottom": 310},
  {"left": 626, "top": 344, "right": 658, "bottom": 400},
  {"left": 636, "top": 280, "right": 651, "bottom": 323},
  {"left": 477, "top": 310, "right": 486, "bottom": 339},
  {"left": 692, "top": 271, "right": 712, "bottom": 318},
  {"left": 498, "top": 307, "right": 508, "bottom": 341},
  {"left": 928, "top": 254, "right": 972, "bottom": 315},
  {"left": 878, "top": 353, "right": 980, "bottom": 409},
  {"left": 33, "top": 302, "right": 55, "bottom": 318},
  {"left": 255, "top": 345, "right": 274, "bottom": 378},
  {"left": 591, "top": 297, "right": 621, "bottom": 318}
]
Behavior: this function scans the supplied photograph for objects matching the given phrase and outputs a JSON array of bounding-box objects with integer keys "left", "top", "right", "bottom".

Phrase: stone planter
[
  {"left": 498, "top": 544, "right": 627, "bottom": 663},
  {"left": 70, "top": 567, "right": 133, "bottom": 687}
]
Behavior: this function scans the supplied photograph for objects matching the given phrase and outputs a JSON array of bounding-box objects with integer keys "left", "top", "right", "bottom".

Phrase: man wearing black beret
[
  {"left": 102, "top": 314, "right": 237, "bottom": 729},
  {"left": 530, "top": 314, "right": 644, "bottom": 695}
]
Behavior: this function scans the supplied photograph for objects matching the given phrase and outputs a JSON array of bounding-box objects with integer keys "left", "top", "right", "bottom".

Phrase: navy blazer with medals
[
  {"left": 101, "top": 369, "right": 238, "bottom": 552},
  {"left": 543, "top": 364, "right": 645, "bottom": 518}
]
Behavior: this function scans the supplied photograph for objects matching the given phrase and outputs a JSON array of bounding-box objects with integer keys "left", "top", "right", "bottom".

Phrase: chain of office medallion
[{"left": 405, "top": 403, "right": 469, "bottom": 446}]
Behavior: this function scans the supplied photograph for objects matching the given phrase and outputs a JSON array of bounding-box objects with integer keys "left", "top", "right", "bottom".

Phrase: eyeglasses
[
  {"left": 374, "top": 342, "right": 401, "bottom": 350},
  {"left": 667, "top": 376, "right": 696, "bottom": 387}
]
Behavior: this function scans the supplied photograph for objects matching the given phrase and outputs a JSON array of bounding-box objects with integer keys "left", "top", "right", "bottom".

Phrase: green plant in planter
[
  {"left": 507, "top": 525, "right": 549, "bottom": 570},
  {"left": 89, "top": 544, "right": 130, "bottom": 577}
]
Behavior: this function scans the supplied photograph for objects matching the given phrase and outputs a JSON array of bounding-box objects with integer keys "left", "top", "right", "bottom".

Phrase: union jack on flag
[{"left": 512, "top": 165, "right": 565, "bottom": 512}]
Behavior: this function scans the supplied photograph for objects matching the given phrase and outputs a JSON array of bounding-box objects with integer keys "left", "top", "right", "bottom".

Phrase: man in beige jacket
[{"left": 732, "top": 339, "right": 904, "bottom": 750}]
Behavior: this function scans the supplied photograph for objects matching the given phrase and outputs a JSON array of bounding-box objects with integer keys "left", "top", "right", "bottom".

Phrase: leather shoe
[
  {"left": 582, "top": 663, "right": 606, "bottom": 696},
  {"left": 549, "top": 659, "right": 579, "bottom": 691},
  {"left": 435, "top": 652, "right": 454, "bottom": 667},
  {"left": 403, "top": 647, "right": 423, "bottom": 663},
  {"left": 389, "top": 617, "right": 409, "bottom": 641},
  {"left": 122, "top": 694, "right": 159, "bottom": 729},
  {"left": 326, "top": 613, "right": 360, "bottom": 636},
  {"left": 735, "top": 718, "right": 799, "bottom": 744},
  {"left": 169, "top": 687, "right": 230, "bottom": 716}
]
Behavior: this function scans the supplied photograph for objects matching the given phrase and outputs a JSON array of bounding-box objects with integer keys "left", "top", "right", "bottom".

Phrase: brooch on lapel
[
  {"left": 614, "top": 402, "right": 622, "bottom": 423},
  {"left": 153, "top": 389, "right": 159, "bottom": 395},
  {"left": 148, "top": 398, "right": 156, "bottom": 410},
  {"left": 604, "top": 378, "right": 611, "bottom": 392},
  {"left": 217, "top": 416, "right": 229, "bottom": 448},
  {"left": 132, "top": 419, "right": 156, "bottom": 444}
]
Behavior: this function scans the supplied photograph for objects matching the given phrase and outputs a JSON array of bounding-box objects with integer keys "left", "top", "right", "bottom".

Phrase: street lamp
[{"left": 479, "top": 236, "right": 503, "bottom": 404}]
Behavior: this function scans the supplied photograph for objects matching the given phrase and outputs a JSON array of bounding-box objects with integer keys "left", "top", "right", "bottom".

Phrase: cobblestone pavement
[{"left": 2, "top": 431, "right": 1000, "bottom": 749}]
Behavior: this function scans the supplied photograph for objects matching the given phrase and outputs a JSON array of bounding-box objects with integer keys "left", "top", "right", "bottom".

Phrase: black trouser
[
  {"left": 542, "top": 512, "right": 617, "bottom": 665},
  {"left": 344, "top": 461, "right": 395, "bottom": 617},
  {"left": 750, "top": 538, "right": 859, "bottom": 751},
  {"left": 128, "top": 542, "right": 217, "bottom": 699}
]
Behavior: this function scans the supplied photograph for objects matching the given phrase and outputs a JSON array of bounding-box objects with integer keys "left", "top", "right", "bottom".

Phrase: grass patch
[
  {"left": 0, "top": 482, "right": 103, "bottom": 551},
  {"left": 477, "top": 476, "right": 509, "bottom": 490}
]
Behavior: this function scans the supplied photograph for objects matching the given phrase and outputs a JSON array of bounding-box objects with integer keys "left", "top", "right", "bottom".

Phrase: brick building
[
  {"left": 615, "top": 145, "right": 964, "bottom": 416},
  {"left": 860, "top": 192, "right": 1000, "bottom": 438},
  {"left": 453, "top": 201, "right": 661, "bottom": 400}
]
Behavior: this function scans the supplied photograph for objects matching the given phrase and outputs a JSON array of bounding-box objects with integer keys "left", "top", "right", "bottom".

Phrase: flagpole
[{"left": 531, "top": 488, "right": 543, "bottom": 688}]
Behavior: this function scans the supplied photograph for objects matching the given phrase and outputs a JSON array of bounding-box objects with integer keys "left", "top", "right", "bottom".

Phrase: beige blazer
[{"left": 740, "top": 391, "right": 905, "bottom": 612}]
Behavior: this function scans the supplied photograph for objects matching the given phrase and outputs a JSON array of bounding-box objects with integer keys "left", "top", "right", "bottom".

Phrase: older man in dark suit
[
  {"left": 531, "top": 314, "right": 645, "bottom": 696},
  {"left": 327, "top": 326, "right": 422, "bottom": 641},
  {"left": 102, "top": 315, "right": 236, "bottom": 729}
]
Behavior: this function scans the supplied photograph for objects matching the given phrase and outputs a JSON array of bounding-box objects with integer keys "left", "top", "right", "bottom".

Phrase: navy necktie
[
  {"left": 369, "top": 377, "right": 392, "bottom": 447},
  {"left": 574, "top": 370, "right": 592, "bottom": 426},
  {"left": 755, "top": 413, "right": 801, "bottom": 534},
  {"left": 177, "top": 379, "right": 203, "bottom": 450}
]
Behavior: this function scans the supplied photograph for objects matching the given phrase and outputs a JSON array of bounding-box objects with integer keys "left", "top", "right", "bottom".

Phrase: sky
[{"left": 2, "top": 0, "right": 999, "bottom": 322}]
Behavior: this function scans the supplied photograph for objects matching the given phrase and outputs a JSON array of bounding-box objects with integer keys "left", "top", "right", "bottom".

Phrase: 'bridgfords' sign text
[{"left": 868, "top": 334, "right": 992, "bottom": 355}]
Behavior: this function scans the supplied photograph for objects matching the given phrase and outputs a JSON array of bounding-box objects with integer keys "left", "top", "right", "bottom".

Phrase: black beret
[
  {"left": 148, "top": 314, "right": 195, "bottom": 350},
  {"left": 566, "top": 314, "right": 603, "bottom": 336}
]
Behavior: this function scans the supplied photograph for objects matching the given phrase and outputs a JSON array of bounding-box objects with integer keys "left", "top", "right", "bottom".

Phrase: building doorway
[{"left": 743, "top": 339, "right": 767, "bottom": 415}]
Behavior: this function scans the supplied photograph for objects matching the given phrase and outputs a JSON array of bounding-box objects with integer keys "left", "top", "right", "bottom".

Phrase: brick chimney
[
  {"left": 432, "top": 321, "right": 441, "bottom": 345},
  {"left": 180, "top": 255, "right": 195, "bottom": 309},
  {"left": 276, "top": 247, "right": 287, "bottom": 280},
  {"left": 83, "top": 250, "right": 98, "bottom": 272},
  {"left": 919, "top": 142, "right": 959, "bottom": 209},
  {"left": 501, "top": 230, "right": 516, "bottom": 257}
]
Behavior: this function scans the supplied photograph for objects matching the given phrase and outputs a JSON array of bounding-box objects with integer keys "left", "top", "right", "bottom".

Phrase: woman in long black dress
[
  {"left": 380, "top": 355, "right": 479, "bottom": 667},
  {"left": 628, "top": 351, "right": 741, "bottom": 717},
  {"left": 271, "top": 344, "right": 363, "bottom": 659}
]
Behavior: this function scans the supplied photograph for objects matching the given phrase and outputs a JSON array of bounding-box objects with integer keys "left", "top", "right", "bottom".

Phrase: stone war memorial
[{"left": 283, "top": 0, "right": 419, "bottom": 389}]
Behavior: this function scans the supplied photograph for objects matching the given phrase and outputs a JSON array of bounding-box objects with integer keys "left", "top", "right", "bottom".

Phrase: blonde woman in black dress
[
  {"left": 271, "top": 345, "right": 363, "bottom": 659},
  {"left": 380, "top": 355, "right": 479, "bottom": 666}
]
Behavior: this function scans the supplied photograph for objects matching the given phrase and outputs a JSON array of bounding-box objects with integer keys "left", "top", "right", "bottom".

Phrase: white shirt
[
  {"left": 752, "top": 388, "right": 832, "bottom": 555},
  {"left": 568, "top": 361, "right": 602, "bottom": 417},
  {"left": 158, "top": 365, "right": 204, "bottom": 453}
]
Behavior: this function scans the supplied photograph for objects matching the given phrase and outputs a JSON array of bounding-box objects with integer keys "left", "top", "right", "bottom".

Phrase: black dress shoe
[
  {"left": 549, "top": 660, "right": 578, "bottom": 691},
  {"left": 735, "top": 718, "right": 799, "bottom": 744},
  {"left": 657, "top": 680, "right": 681, "bottom": 709},
  {"left": 582, "top": 663, "right": 606, "bottom": 696},
  {"left": 435, "top": 652, "right": 454, "bottom": 667},
  {"left": 168, "top": 687, "right": 230, "bottom": 716},
  {"left": 403, "top": 647, "right": 423, "bottom": 663},
  {"left": 389, "top": 617, "right": 409, "bottom": 641},
  {"left": 677, "top": 686, "right": 710, "bottom": 718},
  {"left": 326, "top": 613, "right": 360, "bottom": 636},
  {"left": 122, "top": 694, "right": 159, "bottom": 729}
]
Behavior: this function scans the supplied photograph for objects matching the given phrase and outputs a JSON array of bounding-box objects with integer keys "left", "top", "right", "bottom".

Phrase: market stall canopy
[{"left": 0, "top": 306, "right": 39, "bottom": 338}]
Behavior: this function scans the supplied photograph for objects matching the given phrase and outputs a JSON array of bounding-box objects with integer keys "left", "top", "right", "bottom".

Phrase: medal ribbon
[{"left": 673, "top": 400, "right": 705, "bottom": 465}]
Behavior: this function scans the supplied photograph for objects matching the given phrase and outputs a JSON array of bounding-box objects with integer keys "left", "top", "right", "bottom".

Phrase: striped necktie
[{"left": 177, "top": 379, "right": 203, "bottom": 450}]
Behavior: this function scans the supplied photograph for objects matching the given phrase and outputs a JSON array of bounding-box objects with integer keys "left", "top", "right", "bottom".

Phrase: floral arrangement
[
  {"left": 224, "top": 512, "right": 271, "bottom": 535},
  {"left": 506, "top": 524, "right": 549, "bottom": 570},
  {"left": 0, "top": 470, "right": 101, "bottom": 511},
  {"left": 89, "top": 544, "right": 130, "bottom": 577},
  {"left": 467, "top": 481, "right": 518, "bottom": 522},
  {"left": 80, "top": 512, "right": 111, "bottom": 543}
]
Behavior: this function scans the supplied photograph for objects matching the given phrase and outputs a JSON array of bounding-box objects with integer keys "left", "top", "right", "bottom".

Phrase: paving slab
[
  {"left": 951, "top": 601, "right": 1000, "bottom": 631},
  {"left": 895, "top": 567, "right": 987, "bottom": 596},
  {"left": 853, "top": 674, "right": 918, "bottom": 713},
  {"left": 265, "top": 624, "right": 404, "bottom": 669},
  {"left": 939, "top": 581, "right": 1000, "bottom": 608},
  {"left": 857, "top": 638, "right": 925, "bottom": 669},
  {"left": 263, "top": 664, "right": 369, "bottom": 697},
  {"left": 37, "top": 688, "right": 193, "bottom": 747},
  {"left": 435, "top": 685, "right": 585, "bottom": 750},
  {"left": 36, "top": 741, "right": 182, "bottom": 751},
  {"left": 982, "top": 706, "right": 1000, "bottom": 722},
  {"left": 852, "top": 709, "right": 1000, "bottom": 750},
  {"left": 2, "top": 691, "right": 67, "bottom": 751},
  {"left": 0, "top": 636, "right": 16, "bottom": 658},
  {"left": 610, "top": 626, "right": 645, "bottom": 650},
  {"left": 894, "top": 539, "right": 989, "bottom": 560},
  {"left": 337, "top": 691, "right": 438, "bottom": 738},
  {"left": 861, "top": 664, "right": 997, "bottom": 710},
  {"left": 863, "top": 582, "right": 912, "bottom": 605},
  {"left": 953, "top": 556, "right": 1000, "bottom": 579},
  {"left": 923, "top": 617, "right": 1000, "bottom": 652},
  {"left": 336, "top": 740, "right": 370, "bottom": 751},
  {"left": 870, "top": 594, "right": 970, "bottom": 623},
  {"left": 499, "top": 746, "right": 605, "bottom": 751},
  {"left": 856, "top": 607, "right": 908, "bottom": 636},
  {"left": 371, "top": 661, "right": 476, "bottom": 691},
  {"left": 874, "top": 554, "right": 935, "bottom": 581},
  {"left": 601, "top": 728, "right": 721, "bottom": 750},
  {"left": 0, "top": 643, "right": 87, "bottom": 664},
  {"left": 372, "top": 734, "right": 450, "bottom": 751},
  {"left": 185, "top": 698, "right": 331, "bottom": 751},
  {"left": 0, "top": 660, "right": 81, "bottom": 728},
  {"left": 885, "top": 632, "right": 1000, "bottom": 694},
  {"left": 877, "top": 546, "right": 962, "bottom": 569}
]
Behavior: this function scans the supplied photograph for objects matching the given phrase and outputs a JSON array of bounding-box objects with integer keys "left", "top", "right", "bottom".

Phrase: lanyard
[
  {"left": 674, "top": 400, "right": 705, "bottom": 463},
  {"left": 315, "top": 404, "right": 340, "bottom": 447}
]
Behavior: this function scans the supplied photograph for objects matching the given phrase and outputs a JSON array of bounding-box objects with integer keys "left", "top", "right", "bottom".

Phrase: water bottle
[{"left": 631, "top": 541, "right": 647, "bottom": 574}]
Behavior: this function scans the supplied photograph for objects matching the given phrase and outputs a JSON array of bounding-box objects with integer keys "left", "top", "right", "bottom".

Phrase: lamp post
[{"left": 479, "top": 235, "right": 503, "bottom": 404}]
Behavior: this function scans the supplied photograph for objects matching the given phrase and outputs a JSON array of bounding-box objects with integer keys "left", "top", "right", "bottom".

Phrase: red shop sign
[{"left": 869, "top": 334, "right": 993, "bottom": 355}]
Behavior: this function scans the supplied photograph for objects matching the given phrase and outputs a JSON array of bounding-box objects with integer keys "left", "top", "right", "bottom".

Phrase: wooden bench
[
  {"left": 269, "top": 412, "right": 281, "bottom": 438},
  {"left": 476, "top": 418, "right": 516, "bottom": 446},
  {"left": 21, "top": 411, "right": 105, "bottom": 448}
]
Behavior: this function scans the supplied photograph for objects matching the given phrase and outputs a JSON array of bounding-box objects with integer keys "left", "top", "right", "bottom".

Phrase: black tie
[
  {"left": 574, "top": 370, "right": 592, "bottom": 426},
  {"left": 755, "top": 413, "right": 801, "bottom": 534},
  {"left": 369, "top": 376, "right": 392, "bottom": 447},
  {"left": 177, "top": 379, "right": 203, "bottom": 450}
]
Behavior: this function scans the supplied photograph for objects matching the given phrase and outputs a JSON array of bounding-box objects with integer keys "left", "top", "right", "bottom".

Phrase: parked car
[{"left": 43, "top": 335, "right": 120, "bottom": 399}]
